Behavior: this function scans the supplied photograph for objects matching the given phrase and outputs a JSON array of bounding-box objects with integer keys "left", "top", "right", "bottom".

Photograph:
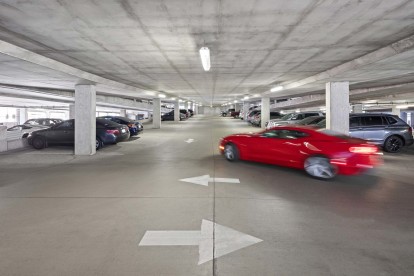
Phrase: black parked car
[
  {"left": 28, "top": 118, "right": 130, "bottom": 150},
  {"left": 98, "top": 116, "right": 143, "bottom": 136}
]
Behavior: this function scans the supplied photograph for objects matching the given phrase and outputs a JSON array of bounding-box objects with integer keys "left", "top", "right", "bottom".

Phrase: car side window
[
  {"left": 55, "top": 120, "right": 74, "bottom": 130},
  {"left": 262, "top": 130, "right": 308, "bottom": 139},
  {"left": 362, "top": 116, "right": 384, "bottom": 126},
  {"left": 350, "top": 117, "right": 361, "bottom": 127}
]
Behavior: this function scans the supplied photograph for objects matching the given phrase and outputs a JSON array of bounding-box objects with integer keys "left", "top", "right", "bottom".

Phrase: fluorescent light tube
[
  {"left": 199, "top": 47, "right": 211, "bottom": 71},
  {"left": 270, "top": 86, "right": 283, "bottom": 92}
]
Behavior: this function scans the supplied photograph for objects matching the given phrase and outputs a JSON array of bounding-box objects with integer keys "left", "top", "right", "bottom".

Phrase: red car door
[{"left": 255, "top": 129, "right": 308, "bottom": 168}]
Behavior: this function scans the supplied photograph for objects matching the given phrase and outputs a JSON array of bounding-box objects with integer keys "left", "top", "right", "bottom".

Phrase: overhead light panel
[
  {"left": 243, "top": 96, "right": 250, "bottom": 100},
  {"left": 199, "top": 47, "right": 211, "bottom": 71},
  {"left": 270, "top": 86, "right": 284, "bottom": 92},
  {"left": 158, "top": 93, "right": 166, "bottom": 98}
]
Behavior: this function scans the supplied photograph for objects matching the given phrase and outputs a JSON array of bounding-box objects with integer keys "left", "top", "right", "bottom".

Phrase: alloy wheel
[{"left": 304, "top": 157, "right": 337, "bottom": 179}]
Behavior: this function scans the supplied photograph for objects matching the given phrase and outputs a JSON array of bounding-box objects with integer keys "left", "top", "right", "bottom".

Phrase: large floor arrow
[
  {"left": 179, "top": 174, "right": 240, "bottom": 186},
  {"left": 139, "top": 219, "right": 262, "bottom": 265}
]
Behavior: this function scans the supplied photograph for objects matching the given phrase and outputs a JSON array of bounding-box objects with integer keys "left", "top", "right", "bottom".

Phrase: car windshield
[
  {"left": 280, "top": 113, "right": 295, "bottom": 120},
  {"left": 315, "top": 119, "right": 326, "bottom": 127},
  {"left": 297, "top": 116, "right": 323, "bottom": 125}
]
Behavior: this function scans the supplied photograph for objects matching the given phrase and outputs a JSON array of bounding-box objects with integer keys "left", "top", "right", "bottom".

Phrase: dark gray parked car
[{"left": 316, "top": 113, "right": 413, "bottom": 153}]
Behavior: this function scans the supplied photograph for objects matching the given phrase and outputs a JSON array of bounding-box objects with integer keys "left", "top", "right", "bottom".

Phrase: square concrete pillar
[
  {"left": 0, "top": 125, "right": 7, "bottom": 152},
  {"left": 120, "top": 109, "right": 127, "bottom": 117},
  {"left": 261, "top": 97, "right": 270, "bottom": 128},
  {"left": 75, "top": 84, "right": 96, "bottom": 155},
  {"left": 242, "top": 103, "right": 249, "bottom": 121},
  {"left": 326, "top": 82, "right": 349, "bottom": 135},
  {"left": 174, "top": 101, "right": 180, "bottom": 121},
  {"left": 17, "top": 108, "right": 28, "bottom": 124},
  {"left": 152, "top": 98, "right": 161, "bottom": 129},
  {"left": 69, "top": 104, "right": 75, "bottom": 119},
  {"left": 392, "top": 106, "right": 401, "bottom": 117},
  {"left": 352, "top": 104, "right": 363, "bottom": 113}
]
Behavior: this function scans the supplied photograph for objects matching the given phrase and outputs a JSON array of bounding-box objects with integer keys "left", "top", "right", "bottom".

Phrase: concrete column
[
  {"left": 326, "top": 82, "right": 349, "bottom": 134},
  {"left": 352, "top": 104, "right": 363, "bottom": 113},
  {"left": 0, "top": 125, "right": 7, "bottom": 152},
  {"left": 18, "top": 108, "right": 28, "bottom": 124},
  {"left": 69, "top": 104, "right": 75, "bottom": 119},
  {"left": 242, "top": 103, "right": 249, "bottom": 121},
  {"left": 75, "top": 84, "right": 96, "bottom": 156},
  {"left": 120, "top": 109, "right": 127, "bottom": 117},
  {"left": 152, "top": 98, "right": 161, "bottom": 129},
  {"left": 174, "top": 101, "right": 180, "bottom": 121},
  {"left": 400, "top": 112, "right": 407, "bottom": 122},
  {"left": 261, "top": 97, "right": 270, "bottom": 128},
  {"left": 392, "top": 106, "right": 401, "bottom": 117}
]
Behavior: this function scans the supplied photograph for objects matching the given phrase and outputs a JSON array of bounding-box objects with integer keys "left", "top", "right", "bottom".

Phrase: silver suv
[
  {"left": 266, "top": 111, "right": 324, "bottom": 129},
  {"left": 316, "top": 113, "right": 413, "bottom": 153}
]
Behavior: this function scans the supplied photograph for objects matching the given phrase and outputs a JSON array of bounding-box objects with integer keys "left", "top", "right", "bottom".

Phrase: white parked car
[
  {"left": 266, "top": 111, "right": 324, "bottom": 129},
  {"left": 6, "top": 124, "right": 50, "bottom": 140}
]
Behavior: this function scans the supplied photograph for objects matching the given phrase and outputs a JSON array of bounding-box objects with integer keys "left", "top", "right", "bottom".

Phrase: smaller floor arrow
[
  {"left": 185, "top": 139, "right": 195, "bottom": 143},
  {"left": 180, "top": 174, "right": 240, "bottom": 186},
  {"left": 138, "top": 219, "right": 262, "bottom": 265}
]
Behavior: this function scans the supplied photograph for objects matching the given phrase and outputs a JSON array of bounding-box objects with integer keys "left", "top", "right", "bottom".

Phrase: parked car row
[
  {"left": 161, "top": 109, "right": 193, "bottom": 121},
  {"left": 5, "top": 116, "right": 144, "bottom": 151}
]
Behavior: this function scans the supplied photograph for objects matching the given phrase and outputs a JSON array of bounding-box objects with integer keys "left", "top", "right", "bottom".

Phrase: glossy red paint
[{"left": 219, "top": 126, "right": 382, "bottom": 176}]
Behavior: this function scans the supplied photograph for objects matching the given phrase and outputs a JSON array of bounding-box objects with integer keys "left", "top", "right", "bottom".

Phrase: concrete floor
[{"left": 0, "top": 115, "right": 413, "bottom": 276}]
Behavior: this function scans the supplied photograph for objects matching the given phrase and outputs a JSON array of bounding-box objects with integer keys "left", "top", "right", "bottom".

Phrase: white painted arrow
[
  {"left": 185, "top": 138, "right": 195, "bottom": 143},
  {"left": 139, "top": 219, "right": 262, "bottom": 265},
  {"left": 179, "top": 174, "right": 240, "bottom": 186}
]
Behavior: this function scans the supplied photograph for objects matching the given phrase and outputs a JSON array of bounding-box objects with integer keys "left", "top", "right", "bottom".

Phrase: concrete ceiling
[{"left": 0, "top": 0, "right": 414, "bottom": 105}]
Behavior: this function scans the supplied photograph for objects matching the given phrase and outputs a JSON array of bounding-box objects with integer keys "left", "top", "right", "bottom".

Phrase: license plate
[{"left": 122, "top": 129, "right": 126, "bottom": 133}]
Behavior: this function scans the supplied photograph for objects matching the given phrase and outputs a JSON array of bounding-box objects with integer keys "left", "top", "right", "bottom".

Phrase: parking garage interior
[{"left": 1, "top": 1, "right": 414, "bottom": 275}]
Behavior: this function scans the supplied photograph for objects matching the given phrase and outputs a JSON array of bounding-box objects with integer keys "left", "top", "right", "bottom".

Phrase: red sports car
[{"left": 219, "top": 126, "right": 382, "bottom": 179}]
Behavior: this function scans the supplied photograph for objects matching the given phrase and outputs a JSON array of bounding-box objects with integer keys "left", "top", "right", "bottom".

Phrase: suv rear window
[
  {"left": 361, "top": 116, "right": 386, "bottom": 126},
  {"left": 386, "top": 116, "right": 398, "bottom": 125}
]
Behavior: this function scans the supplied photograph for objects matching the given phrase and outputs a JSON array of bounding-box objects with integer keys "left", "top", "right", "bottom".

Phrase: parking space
[{"left": 1, "top": 115, "right": 413, "bottom": 275}]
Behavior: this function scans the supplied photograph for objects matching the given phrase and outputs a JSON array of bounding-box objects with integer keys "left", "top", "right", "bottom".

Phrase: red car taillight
[
  {"left": 349, "top": 146, "right": 378, "bottom": 154},
  {"left": 106, "top": 129, "right": 120, "bottom": 135}
]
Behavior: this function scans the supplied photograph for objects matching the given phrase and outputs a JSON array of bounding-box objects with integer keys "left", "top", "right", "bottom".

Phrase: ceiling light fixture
[
  {"left": 270, "top": 86, "right": 284, "bottom": 92},
  {"left": 199, "top": 47, "right": 211, "bottom": 71},
  {"left": 243, "top": 96, "right": 250, "bottom": 100},
  {"left": 158, "top": 93, "right": 166, "bottom": 98}
]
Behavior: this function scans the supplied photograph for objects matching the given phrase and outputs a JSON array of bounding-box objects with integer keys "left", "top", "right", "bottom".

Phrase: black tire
[
  {"left": 304, "top": 156, "right": 337, "bottom": 180},
  {"left": 32, "top": 137, "right": 46, "bottom": 150},
  {"left": 96, "top": 138, "right": 103, "bottom": 150},
  {"left": 224, "top": 143, "right": 239, "bottom": 162},
  {"left": 383, "top": 135, "right": 403, "bottom": 153}
]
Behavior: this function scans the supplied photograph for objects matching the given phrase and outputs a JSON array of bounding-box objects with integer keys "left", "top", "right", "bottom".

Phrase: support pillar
[
  {"left": 152, "top": 98, "right": 161, "bottom": 129},
  {"left": 392, "top": 106, "right": 401, "bottom": 117},
  {"left": 0, "top": 125, "right": 7, "bottom": 152},
  {"left": 69, "top": 104, "right": 75, "bottom": 119},
  {"left": 75, "top": 84, "right": 96, "bottom": 156},
  {"left": 18, "top": 108, "right": 28, "bottom": 124},
  {"left": 400, "top": 112, "right": 407, "bottom": 122},
  {"left": 352, "top": 104, "right": 363, "bottom": 113},
  {"left": 174, "top": 100, "right": 180, "bottom": 121},
  {"left": 242, "top": 103, "right": 249, "bottom": 121},
  {"left": 261, "top": 97, "right": 270, "bottom": 128},
  {"left": 326, "top": 82, "right": 349, "bottom": 135},
  {"left": 120, "top": 109, "right": 127, "bottom": 117}
]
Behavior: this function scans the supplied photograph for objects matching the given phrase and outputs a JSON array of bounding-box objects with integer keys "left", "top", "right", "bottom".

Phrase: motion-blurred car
[
  {"left": 98, "top": 116, "right": 143, "bottom": 136},
  {"left": 266, "top": 111, "right": 324, "bottom": 129},
  {"left": 315, "top": 113, "right": 413, "bottom": 153},
  {"left": 180, "top": 109, "right": 190, "bottom": 118},
  {"left": 6, "top": 124, "right": 49, "bottom": 139},
  {"left": 24, "top": 118, "right": 63, "bottom": 127},
  {"left": 219, "top": 125, "right": 382, "bottom": 179},
  {"left": 28, "top": 118, "right": 130, "bottom": 150}
]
